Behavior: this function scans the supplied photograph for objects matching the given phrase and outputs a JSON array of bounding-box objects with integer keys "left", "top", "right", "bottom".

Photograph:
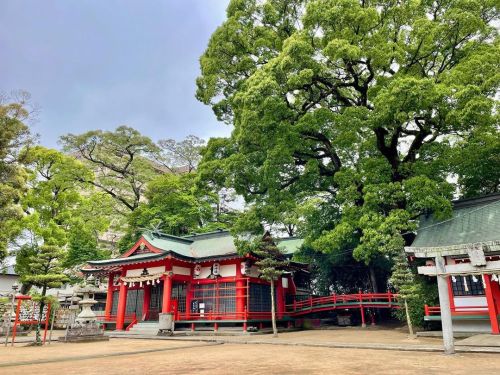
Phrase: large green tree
[
  {"left": 197, "top": 0, "right": 499, "bottom": 292},
  {"left": 12, "top": 146, "right": 112, "bottom": 291},
  {"left": 0, "top": 92, "right": 34, "bottom": 261}
]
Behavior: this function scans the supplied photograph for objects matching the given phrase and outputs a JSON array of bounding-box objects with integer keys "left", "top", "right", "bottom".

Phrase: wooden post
[
  {"left": 10, "top": 298, "right": 22, "bottom": 346},
  {"left": 42, "top": 303, "right": 51, "bottom": 345},
  {"left": 435, "top": 256, "right": 454, "bottom": 354},
  {"left": 116, "top": 281, "right": 128, "bottom": 330},
  {"left": 484, "top": 274, "right": 500, "bottom": 334}
]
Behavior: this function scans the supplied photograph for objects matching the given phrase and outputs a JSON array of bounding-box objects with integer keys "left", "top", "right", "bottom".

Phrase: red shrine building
[{"left": 83, "top": 230, "right": 307, "bottom": 331}]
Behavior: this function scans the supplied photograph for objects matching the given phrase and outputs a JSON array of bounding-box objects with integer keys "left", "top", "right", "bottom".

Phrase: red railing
[
  {"left": 125, "top": 316, "right": 138, "bottom": 330},
  {"left": 176, "top": 311, "right": 276, "bottom": 321},
  {"left": 287, "top": 292, "right": 399, "bottom": 316},
  {"left": 424, "top": 304, "right": 489, "bottom": 316}
]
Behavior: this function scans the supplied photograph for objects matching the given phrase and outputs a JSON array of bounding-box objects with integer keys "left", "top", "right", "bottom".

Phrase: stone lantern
[{"left": 59, "top": 275, "right": 109, "bottom": 342}]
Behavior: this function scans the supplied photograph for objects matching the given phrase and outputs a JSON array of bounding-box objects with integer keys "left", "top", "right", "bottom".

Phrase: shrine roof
[
  {"left": 406, "top": 193, "right": 500, "bottom": 257},
  {"left": 277, "top": 237, "right": 304, "bottom": 255},
  {"left": 87, "top": 252, "right": 170, "bottom": 266},
  {"left": 86, "top": 230, "right": 305, "bottom": 268}
]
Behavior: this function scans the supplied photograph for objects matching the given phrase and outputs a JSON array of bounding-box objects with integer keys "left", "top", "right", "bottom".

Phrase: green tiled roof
[
  {"left": 408, "top": 194, "right": 500, "bottom": 252},
  {"left": 277, "top": 237, "right": 304, "bottom": 255},
  {"left": 89, "top": 230, "right": 304, "bottom": 266},
  {"left": 143, "top": 232, "right": 193, "bottom": 257},
  {"left": 88, "top": 252, "right": 169, "bottom": 266}
]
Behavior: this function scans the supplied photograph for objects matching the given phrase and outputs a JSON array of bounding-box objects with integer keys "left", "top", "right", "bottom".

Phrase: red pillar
[
  {"left": 142, "top": 284, "right": 151, "bottom": 321},
  {"left": 484, "top": 274, "right": 499, "bottom": 334},
  {"left": 236, "top": 262, "right": 246, "bottom": 320},
  {"left": 104, "top": 273, "right": 114, "bottom": 321},
  {"left": 116, "top": 281, "right": 128, "bottom": 330},
  {"left": 359, "top": 290, "right": 366, "bottom": 328},
  {"left": 276, "top": 277, "right": 284, "bottom": 319},
  {"left": 162, "top": 273, "right": 173, "bottom": 313}
]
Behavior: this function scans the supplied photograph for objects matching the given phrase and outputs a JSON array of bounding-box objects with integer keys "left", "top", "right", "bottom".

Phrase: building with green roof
[
  {"left": 405, "top": 193, "right": 500, "bottom": 353},
  {"left": 84, "top": 229, "right": 307, "bottom": 332}
]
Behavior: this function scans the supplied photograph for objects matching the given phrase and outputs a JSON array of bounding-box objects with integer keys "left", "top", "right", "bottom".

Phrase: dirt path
[{"left": 2, "top": 341, "right": 500, "bottom": 375}]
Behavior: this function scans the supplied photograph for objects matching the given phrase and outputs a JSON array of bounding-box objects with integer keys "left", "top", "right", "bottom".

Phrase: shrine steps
[{"left": 117, "top": 322, "right": 161, "bottom": 336}]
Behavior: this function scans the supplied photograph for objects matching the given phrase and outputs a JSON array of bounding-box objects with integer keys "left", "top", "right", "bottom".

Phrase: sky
[{"left": 0, "top": 0, "right": 231, "bottom": 148}]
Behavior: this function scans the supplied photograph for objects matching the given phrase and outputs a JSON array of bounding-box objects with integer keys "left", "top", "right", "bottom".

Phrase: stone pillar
[
  {"left": 435, "top": 256, "right": 454, "bottom": 354},
  {"left": 104, "top": 273, "right": 114, "bottom": 321},
  {"left": 484, "top": 274, "right": 499, "bottom": 334},
  {"left": 162, "top": 272, "right": 173, "bottom": 313},
  {"left": 116, "top": 281, "right": 128, "bottom": 330}
]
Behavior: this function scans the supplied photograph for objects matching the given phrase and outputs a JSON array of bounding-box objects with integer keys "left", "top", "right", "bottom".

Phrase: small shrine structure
[{"left": 405, "top": 193, "right": 500, "bottom": 354}]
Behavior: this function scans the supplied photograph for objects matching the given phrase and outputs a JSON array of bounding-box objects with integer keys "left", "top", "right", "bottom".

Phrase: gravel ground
[
  {"left": 2, "top": 340, "right": 500, "bottom": 375},
  {"left": 2, "top": 328, "right": 499, "bottom": 375}
]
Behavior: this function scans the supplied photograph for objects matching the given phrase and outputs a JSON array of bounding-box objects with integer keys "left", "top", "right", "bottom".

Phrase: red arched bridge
[
  {"left": 288, "top": 292, "right": 400, "bottom": 316},
  {"left": 286, "top": 292, "right": 400, "bottom": 326}
]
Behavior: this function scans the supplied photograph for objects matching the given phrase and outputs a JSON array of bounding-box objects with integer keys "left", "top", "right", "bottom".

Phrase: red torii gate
[{"left": 7, "top": 294, "right": 51, "bottom": 346}]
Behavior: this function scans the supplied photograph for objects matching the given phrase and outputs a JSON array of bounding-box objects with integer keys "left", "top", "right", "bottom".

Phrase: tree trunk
[
  {"left": 35, "top": 286, "right": 47, "bottom": 345},
  {"left": 270, "top": 279, "right": 278, "bottom": 338},
  {"left": 369, "top": 266, "right": 379, "bottom": 293},
  {"left": 20, "top": 283, "right": 32, "bottom": 295},
  {"left": 404, "top": 299, "right": 414, "bottom": 337}
]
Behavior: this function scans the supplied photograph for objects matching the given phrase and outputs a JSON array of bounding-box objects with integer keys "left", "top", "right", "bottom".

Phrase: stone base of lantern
[{"left": 59, "top": 321, "right": 109, "bottom": 343}]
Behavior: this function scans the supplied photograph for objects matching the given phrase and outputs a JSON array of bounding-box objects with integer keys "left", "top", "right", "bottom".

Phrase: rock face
[{"left": 59, "top": 277, "right": 109, "bottom": 343}]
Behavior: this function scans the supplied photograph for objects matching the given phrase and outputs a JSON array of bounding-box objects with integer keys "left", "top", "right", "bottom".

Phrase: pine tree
[
  {"left": 21, "top": 244, "right": 68, "bottom": 344},
  {"left": 253, "top": 232, "right": 288, "bottom": 338},
  {"left": 389, "top": 251, "right": 418, "bottom": 337}
]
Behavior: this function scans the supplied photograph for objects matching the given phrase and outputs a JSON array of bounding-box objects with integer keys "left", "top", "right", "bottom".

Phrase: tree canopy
[
  {"left": 197, "top": 0, "right": 499, "bottom": 281},
  {"left": 0, "top": 92, "right": 35, "bottom": 261},
  {"left": 120, "top": 172, "right": 239, "bottom": 251},
  {"left": 60, "top": 126, "right": 160, "bottom": 214}
]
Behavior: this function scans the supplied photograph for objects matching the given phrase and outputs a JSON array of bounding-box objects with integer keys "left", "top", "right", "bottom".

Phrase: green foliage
[
  {"left": 452, "top": 127, "right": 500, "bottom": 197},
  {"left": 120, "top": 172, "right": 239, "bottom": 251},
  {"left": 20, "top": 244, "right": 69, "bottom": 290},
  {"left": 251, "top": 232, "right": 289, "bottom": 336},
  {"left": 252, "top": 233, "right": 289, "bottom": 282},
  {"left": 65, "top": 225, "right": 111, "bottom": 268},
  {"left": 197, "top": 0, "right": 497, "bottom": 293},
  {"left": 389, "top": 251, "right": 439, "bottom": 327},
  {"left": 0, "top": 93, "right": 34, "bottom": 260},
  {"left": 8, "top": 147, "right": 113, "bottom": 292},
  {"left": 390, "top": 252, "right": 418, "bottom": 300},
  {"left": 60, "top": 126, "right": 160, "bottom": 214},
  {"left": 158, "top": 135, "right": 205, "bottom": 173}
]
